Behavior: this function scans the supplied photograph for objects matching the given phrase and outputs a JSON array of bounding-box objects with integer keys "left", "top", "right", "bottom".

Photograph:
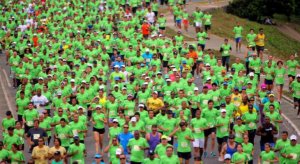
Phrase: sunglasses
[
  {"left": 120, "top": 158, "right": 126, "bottom": 160},
  {"left": 123, "top": 127, "right": 129, "bottom": 128}
]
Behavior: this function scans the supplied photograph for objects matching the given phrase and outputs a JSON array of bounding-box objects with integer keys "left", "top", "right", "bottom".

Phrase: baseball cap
[
  {"left": 269, "top": 94, "right": 275, "bottom": 97},
  {"left": 221, "top": 109, "right": 226, "bottom": 113},
  {"left": 94, "top": 154, "right": 102, "bottom": 158},
  {"left": 130, "top": 117, "right": 137, "bottom": 122},
  {"left": 194, "top": 87, "right": 199, "bottom": 91},
  {"left": 116, "top": 148, "right": 122, "bottom": 155},
  {"left": 296, "top": 74, "right": 300, "bottom": 78},
  {"left": 138, "top": 104, "right": 144, "bottom": 108},
  {"left": 113, "top": 119, "right": 118, "bottom": 123},
  {"left": 172, "top": 68, "right": 177, "bottom": 72},
  {"left": 38, "top": 77, "right": 43, "bottom": 80},
  {"left": 249, "top": 72, "right": 254, "bottom": 76},
  {"left": 224, "top": 154, "right": 231, "bottom": 160},
  {"left": 205, "top": 63, "right": 210, "bottom": 67},
  {"left": 290, "top": 134, "right": 297, "bottom": 140},
  {"left": 57, "top": 91, "right": 62, "bottom": 95},
  {"left": 161, "top": 135, "right": 171, "bottom": 141},
  {"left": 166, "top": 79, "right": 171, "bottom": 82},
  {"left": 74, "top": 136, "right": 80, "bottom": 140},
  {"left": 70, "top": 79, "right": 75, "bottom": 82},
  {"left": 149, "top": 150, "right": 155, "bottom": 155},
  {"left": 182, "top": 60, "right": 187, "bottom": 64},
  {"left": 223, "top": 82, "right": 228, "bottom": 85}
]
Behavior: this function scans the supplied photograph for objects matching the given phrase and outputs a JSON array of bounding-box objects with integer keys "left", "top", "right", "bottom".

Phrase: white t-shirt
[
  {"left": 146, "top": 12, "right": 155, "bottom": 24},
  {"left": 31, "top": 95, "right": 49, "bottom": 112}
]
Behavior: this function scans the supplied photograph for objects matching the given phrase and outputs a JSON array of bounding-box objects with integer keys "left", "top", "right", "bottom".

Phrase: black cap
[
  {"left": 220, "top": 103, "right": 226, "bottom": 107},
  {"left": 229, "top": 134, "right": 235, "bottom": 139},
  {"left": 54, "top": 151, "right": 61, "bottom": 155},
  {"left": 167, "top": 110, "right": 173, "bottom": 114},
  {"left": 149, "top": 150, "right": 154, "bottom": 155}
]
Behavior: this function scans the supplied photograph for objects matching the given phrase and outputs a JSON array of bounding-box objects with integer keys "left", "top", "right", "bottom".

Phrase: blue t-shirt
[{"left": 118, "top": 132, "right": 134, "bottom": 155}]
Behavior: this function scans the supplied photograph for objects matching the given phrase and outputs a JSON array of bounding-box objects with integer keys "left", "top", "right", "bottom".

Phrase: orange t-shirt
[
  {"left": 188, "top": 51, "right": 198, "bottom": 62},
  {"left": 142, "top": 24, "right": 150, "bottom": 35}
]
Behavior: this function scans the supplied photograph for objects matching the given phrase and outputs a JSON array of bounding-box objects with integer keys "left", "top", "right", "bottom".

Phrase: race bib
[
  {"left": 133, "top": 145, "right": 140, "bottom": 151},
  {"left": 165, "top": 91, "right": 171, "bottom": 96},
  {"left": 262, "top": 161, "right": 270, "bottom": 164},
  {"left": 277, "top": 74, "right": 283, "bottom": 78},
  {"left": 199, "top": 37, "right": 204, "bottom": 41},
  {"left": 33, "top": 134, "right": 40, "bottom": 140},
  {"left": 203, "top": 100, "right": 208, "bottom": 105},
  {"left": 296, "top": 91, "right": 300, "bottom": 96},
  {"left": 213, "top": 96, "right": 218, "bottom": 101},
  {"left": 220, "top": 127, "right": 227, "bottom": 133},
  {"left": 72, "top": 130, "right": 78, "bottom": 136},
  {"left": 156, "top": 86, "right": 162, "bottom": 90},
  {"left": 194, "top": 128, "right": 201, "bottom": 133},
  {"left": 249, "top": 122, "right": 255, "bottom": 128},
  {"left": 290, "top": 68, "right": 296, "bottom": 72},
  {"left": 223, "top": 51, "right": 229, "bottom": 55},
  {"left": 59, "top": 134, "right": 66, "bottom": 139},
  {"left": 27, "top": 121, "right": 33, "bottom": 126},
  {"left": 188, "top": 91, "right": 193, "bottom": 96},
  {"left": 181, "top": 141, "right": 188, "bottom": 148},
  {"left": 146, "top": 59, "right": 151, "bottom": 62},
  {"left": 146, "top": 125, "right": 151, "bottom": 131},
  {"left": 291, "top": 153, "right": 297, "bottom": 160},
  {"left": 140, "top": 99, "right": 146, "bottom": 103},
  {"left": 235, "top": 132, "right": 241, "bottom": 138},
  {"left": 110, "top": 111, "right": 115, "bottom": 116},
  {"left": 128, "top": 111, "right": 134, "bottom": 116}
]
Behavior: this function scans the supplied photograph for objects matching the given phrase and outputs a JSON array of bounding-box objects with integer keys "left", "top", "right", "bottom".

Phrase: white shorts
[
  {"left": 195, "top": 22, "right": 202, "bottom": 27},
  {"left": 193, "top": 138, "right": 204, "bottom": 148}
]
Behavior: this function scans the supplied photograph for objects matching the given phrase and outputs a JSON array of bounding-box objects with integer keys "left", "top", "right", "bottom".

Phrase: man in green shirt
[
  {"left": 274, "top": 131, "right": 290, "bottom": 163},
  {"left": 290, "top": 74, "right": 300, "bottom": 117},
  {"left": 215, "top": 109, "right": 230, "bottom": 158},
  {"left": 233, "top": 22, "right": 243, "bottom": 52},
  {"left": 281, "top": 134, "right": 300, "bottom": 164},
  {"left": 220, "top": 39, "right": 232, "bottom": 72},
  {"left": 160, "top": 146, "right": 180, "bottom": 164},
  {"left": 169, "top": 121, "right": 194, "bottom": 164},
  {"left": 68, "top": 136, "right": 86, "bottom": 164},
  {"left": 127, "top": 130, "right": 149, "bottom": 163}
]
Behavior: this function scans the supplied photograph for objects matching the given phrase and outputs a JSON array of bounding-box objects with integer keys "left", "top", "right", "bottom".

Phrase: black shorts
[
  {"left": 163, "top": 61, "right": 168, "bottom": 67},
  {"left": 256, "top": 45, "right": 264, "bottom": 52},
  {"left": 264, "top": 79, "right": 273, "bottom": 85},
  {"left": 288, "top": 75, "right": 295, "bottom": 80},
  {"left": 17, "top": 115, "right": 23, "bottom": 122},
  {"left": 178, "top": 152, "right": 191, "bottom": 160},
  {"left": 204, "top": 128, "right": 216, "bottom": 137},
  {"left": 294, "top": 97, "right": 300, "bottom": 104},
  {"left": 204, "top": 25, "right": 211, "bottom": 31},
  {"left": 159, "top": 27, "right": 166, "bottom": 30},
  {"left": 217, "top": 136, "right": 228, "bottom": 145},
  {"left": 93, "top": 127, "right": 105, "bottom": 134}
]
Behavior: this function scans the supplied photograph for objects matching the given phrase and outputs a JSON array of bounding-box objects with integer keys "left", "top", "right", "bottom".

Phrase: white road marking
[
  {"left": 0, "top": 71, "right": 16, "bottom": 117},
  {"left": 2, "top": 69, "right": 12, "bottom": 87}
]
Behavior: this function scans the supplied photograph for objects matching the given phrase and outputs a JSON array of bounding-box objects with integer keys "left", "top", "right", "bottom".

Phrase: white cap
[
  {"left": 143, "top": 82, "right": 148, "bottom": 85},
  {"left": 166, "top": 79, "right": 171, "bottom": 82},
  {"left": 116, "top": 148, "right": 122, "bottom": 155},
  {"left": 130, "top": 117, "right": 137, "bottom": 122},
  {"left": 114, "top": 84, "right": 119, "bottom": 88},
  {"left": 170, "top": 65, "right": 175, "bottom": 68},
  {"left": 81, "top": 80, "right": 86, "bottom": 83},
  {"left": 249, "top": 72, "right": 254, "bottom": 76},
  {"left": 224, "top": 154, "right": 231, "bottom": 159},
  {"left": 153, "top": 91, "right": 158, "bottom": 94},
  {"left": 122, "top": 87, "right": 127, "bottom": 90},
  {"left": 145, "top": 48, "right": 150, "bottom": 52},
  {"left": 145, "top": 77, "right": 150, "bottom": 79},
  {"left": 113, "top": 119, "right": 118, "bottom": 123},
  {"left": 138, "top": 104, "right": 144, "bottom": 108},
  {"left": 194, "top": 87, "right": 199, "bottom": 91},
  {"left": 38, "top": 77, "right": 43, "bottom": 80},
  {"left": 172, "top": 68, "right": 177, "bottom": 72},
  {"left": 78, "top": 106, "right": 83, "bottom": 109},
  {"left": 221, "top": 109, "right": 226, "bottom": 113},
  {"left": 205, "top": 63, "right": 210, "bottom": 67},
  {"left": 57, "top": 91, "right": 62, "bottom": 95},
  {"left": 290, "top": 134, "right": 297, "bottom": 140},
  {"left": 206, "top": 77, "right": 211, "bottom": 81},
  {"left": 114, "top": 65, "right": 120, "bottom": 68},
  {"left": 297, "top": 74, "right": 300, "bottom": 78},
  {"left": 95, "top": 105, "right": 102, "bottom": 108},
  {"left": 70, "top": 79, "right": 75, "bottom": 82}
]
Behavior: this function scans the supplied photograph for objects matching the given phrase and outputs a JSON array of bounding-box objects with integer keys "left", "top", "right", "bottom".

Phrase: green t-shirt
[
  {"left": 282, "top": 144, "right": 300, "bottom": 164},
  {"left": 291, "top": 81, "right": 300, "bottom": 98},
  {"left": 274, "top": 139, "right": 290, "bottom": 162},
  {"left": 231, "top": 152, "right": 248, "bottom": 164},
  {"left": 69, "top": 121, "right": 87, "bottom": 141},
  {"left": 242, "top": 142, "right": 254, "bottom": 160},
  {"left": 68, "top": 143, "right": 86, "bottom": 164},
  {"left": 241, "top": 112, "right": 258, "bottom": 130},
  {"left": 286, "top": 60, "right": 299, "bottom": 76},
  {"left": 175, "top": 128, "right": 193, "bottom": 153},
  {"left": 190, "top": 118, "right": 207, "bottom": 139},
  {"left": 160, "top": 155, "right": 180, "bottom": 164},
  {"left": 127, "top": 137, "right": 149, "bottom": 162},
  {"left": 260, "top": 150, "right": 276, "bottom": 163},
  {"left": 154, "top": 143, "right": 172, "bottom": 158},
  {"left": 0, "top": 149, "right": 9, "bottom": 162},
  {"left": 92, "top": 112, "right": 106, "bottom": 129},
  {"left": 143, "top": 158, "right": 161, "bottom": 164},
  {"left": 23, "top": 109, "right": 39, "bottom": 126},
  {"left": 9, "top": 150, "right": 25, "bottom": 164},
  {"left": 55, "top": 125, "right": 72, "bottom": 147},
  {"left": 233, "top": 124, "right": 247, "bottom": 143},
  {"left": 246, "top": 33, "right": 257, "bottom": 47},
  {"left": 221, "top": 44, "right": 231, "bottom": 57},
  {"left": 233, "top": 26, "right": 243, "bottom": 38},
  {"left": 201, "top": 108, "right": 219, "bottom": 127},
  {"left": 16, "top": 97, "right": 30, "bottom": 115},
  {"left": 215, "top": 116, "right": 230, "bottom": 138},
  {"left": 274, "top": 68, "right": 285, "bottom": 84}
]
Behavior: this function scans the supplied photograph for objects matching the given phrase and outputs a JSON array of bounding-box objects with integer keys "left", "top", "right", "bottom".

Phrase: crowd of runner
[{"left": 0, "top": 0, "right": 300, "bottom": 164}]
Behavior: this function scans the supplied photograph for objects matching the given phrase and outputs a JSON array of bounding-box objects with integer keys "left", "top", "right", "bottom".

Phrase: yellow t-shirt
[
  {"left": 32, "top": 145, "right": 49, "bottom": 164},
  {"left": 49, "top": 146, "right": 66, "bottom": 157},
  {"left": 147, "top": 97, "right": 164, "bottom": 112},
  {"left": 231, "top": 94, "right": 242, "bottom": 107},
  {"left": 238, "top": 103, "right": 249, "bottom": 116},
  {"left": 255, "top": 34, "right": 265, "bottom": 46}
]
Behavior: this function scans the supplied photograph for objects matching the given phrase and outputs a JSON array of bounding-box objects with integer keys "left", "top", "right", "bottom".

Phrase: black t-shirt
[
  {"left": 260, "top": 123, "right": 277, "bottom": 143},
  {"left": 27, "top": 127, "right": 47, "bottom": 146}
]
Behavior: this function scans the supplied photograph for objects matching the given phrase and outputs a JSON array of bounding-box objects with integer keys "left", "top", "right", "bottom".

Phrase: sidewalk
[{"left": 163, "top": 1, "right": 300, "bottom": 135}]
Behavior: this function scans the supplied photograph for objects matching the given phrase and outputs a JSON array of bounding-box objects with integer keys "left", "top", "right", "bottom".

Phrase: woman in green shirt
[
  {"left": 274, "top": 61, "right": 285, "bottom": 102},
  {"left": 231, "top": 143, "right": 248, "bottom": 164},
  {"left": 242, "top": 135, "right": 254, "bottom": 164},
  {"left": 259, "top": 143, "right": 278, "bottom": 164},
  {"left": 92, "top": 107, "right": 107, "bottom": 154}
]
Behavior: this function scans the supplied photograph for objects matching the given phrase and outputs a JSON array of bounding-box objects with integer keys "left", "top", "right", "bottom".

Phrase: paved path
[{"left": 276, "top": 24, "right": 300, "bottom": 42}]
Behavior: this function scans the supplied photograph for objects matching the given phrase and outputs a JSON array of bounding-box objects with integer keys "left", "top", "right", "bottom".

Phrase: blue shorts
[
  {"left": 235, "top": 37, "right": 242, "bottom": 43},
  {"left": 176, "top": 19, "right": 182, "bottom": 24}
]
